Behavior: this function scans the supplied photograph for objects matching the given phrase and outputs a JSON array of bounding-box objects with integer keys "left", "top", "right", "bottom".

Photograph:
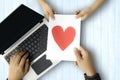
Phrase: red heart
[{"left": 52, "top": 25, "right": 76, "bottom": 51}]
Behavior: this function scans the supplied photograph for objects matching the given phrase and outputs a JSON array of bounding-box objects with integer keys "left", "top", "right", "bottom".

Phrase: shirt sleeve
[{"left": 84, "top": 73, "right": 101, "bottom": 80}]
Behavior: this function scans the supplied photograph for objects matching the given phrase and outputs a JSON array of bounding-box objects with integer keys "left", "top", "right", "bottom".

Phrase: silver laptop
[{"left": 0, "top": 4, "right": 60, "bottom": 80}]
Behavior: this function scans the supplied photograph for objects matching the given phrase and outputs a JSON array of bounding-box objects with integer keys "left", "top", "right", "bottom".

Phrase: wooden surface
[{"left": 0, "top": 0, "right": 120, "bottom": 80}]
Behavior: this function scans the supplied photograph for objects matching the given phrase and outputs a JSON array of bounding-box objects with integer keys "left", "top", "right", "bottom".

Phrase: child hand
[
  {"left": 8, "top": 51, "right": 29, "bottom": 80},
  {"left": 74, "top": 46, "right": 96, "bottom": 76},
  {"left": 75, "top": 7, "right": 93, "bottom": 21},
  {"left": 40, "top": 1, "right": 55, "bottom": 20}
]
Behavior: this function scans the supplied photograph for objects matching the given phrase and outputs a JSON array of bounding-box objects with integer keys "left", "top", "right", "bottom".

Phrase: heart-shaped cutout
[{"left": 52, "top": 25, "right": 76, "bottom": 51}]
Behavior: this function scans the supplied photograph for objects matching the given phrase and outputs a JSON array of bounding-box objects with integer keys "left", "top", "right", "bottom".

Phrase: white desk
[{"left": 0, "top": 0, "right": 120, "bottom": 80}]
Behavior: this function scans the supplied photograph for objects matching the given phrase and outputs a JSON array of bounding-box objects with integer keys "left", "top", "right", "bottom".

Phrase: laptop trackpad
[{"left": 31, "top": 55, "right": 52, "bottom": 75}]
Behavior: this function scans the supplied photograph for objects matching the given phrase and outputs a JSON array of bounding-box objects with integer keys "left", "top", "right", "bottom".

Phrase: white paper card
[{"left": 47, "top": 14, "right": 81, "bottom": 61}]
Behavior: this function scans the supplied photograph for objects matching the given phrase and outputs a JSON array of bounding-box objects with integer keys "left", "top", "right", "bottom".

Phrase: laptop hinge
[
  {"left": 1, "top": 52, "right": 4, "bottom": 55},
  {"left": 39, "top": 19, "right": 43, "bottom": 23}
]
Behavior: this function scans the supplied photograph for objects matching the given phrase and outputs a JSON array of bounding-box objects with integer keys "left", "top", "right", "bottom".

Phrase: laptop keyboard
[
  {"left": 4, "top": 24, "right": 53, "bottom": 75},
  {"left": 5, "top": 24, "right": 50, "bottom": 63}
]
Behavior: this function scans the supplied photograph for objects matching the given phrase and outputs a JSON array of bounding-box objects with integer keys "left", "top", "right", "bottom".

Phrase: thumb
[
  {"left": 24, "top": 59, "right": 29, "bottom": 74},
  {"left": 76, "top": 13, "right": 83, "bottom": 19},
  {"left": 79, "top": 46, "right": 89, "bottom": 58},
  {"left": 74, "top": 48, "right": 82, "bottom": 61}
]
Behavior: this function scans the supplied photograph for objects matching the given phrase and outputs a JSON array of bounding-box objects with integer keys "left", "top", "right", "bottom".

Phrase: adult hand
[
  {"left": 74, "top": 46, "right": 96, "bottom": 76},
  {"left": 8, "top": 51, "right": 29, "bottom": 80},
  {"left": 75, "top": 7, "right": 93, "bottom": 21},
  {"left": 40, "top": 1, "right": 56, "bottom": 20}
]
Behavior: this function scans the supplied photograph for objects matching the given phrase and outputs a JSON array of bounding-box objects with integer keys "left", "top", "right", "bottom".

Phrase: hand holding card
[{"left": 47, "top": 14, "right": 81, "bottom": 61}]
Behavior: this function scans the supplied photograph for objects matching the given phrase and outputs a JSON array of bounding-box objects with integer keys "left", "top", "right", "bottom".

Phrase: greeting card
[{"left": 47, "top": 14, "right": 81, "bottom": 61}]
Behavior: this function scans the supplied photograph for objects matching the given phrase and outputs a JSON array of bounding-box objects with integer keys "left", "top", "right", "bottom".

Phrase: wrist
[
  {"left": 8, "top": 77, "right": 22, "bottom": 80},
  {"left": 86, "top": 70, "right": 96, "bottom": 76},
  {"left": 38, "top": 0, "right": 47, "bottom": 6}
]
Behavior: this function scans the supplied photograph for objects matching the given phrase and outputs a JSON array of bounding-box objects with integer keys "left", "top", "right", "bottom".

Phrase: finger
[
  {"left": 19, "top": 52, "right": 29, "bottom": 68},
  {"left": 75, "top": 10, "right": 80, "bottom": 15},
  {"left": 49, "top": 10, "right": 55, "bottom": 20},
  {"left": 13, "top": 51, "right": 19, "bottom": 57},
  {"left": 50, "top": 13, "right": 55, "bottom": 20},
  {"left": 79, "top": 46, "right": 89, "bottom": 58},
  {"left": 9, "top": 55, "right": 14, "bottom": 64},
  {"left": 80, "top": 46, "right": 88, "bottom": 53},
  {"left": 81, "top": 14, "right": 88, "bottom": 21},
  {"left": 44, "top": 11, "right": 49, "bottom": 19},
  {"left": 74, "top": 61, "right": 78, "bottom": 66},
  {"left": 44, "top": 12, "right": 49, "bottom": 20},
  {"left": 15, "top": 51, "right": 27, "bottom": 64},
  {"left": 53, "top": 9, "right": 56, "bottom": 14},
  {"left": 74, "top": 48, "right": 82, "bottom": 61},
  {"left": 76, "top": 10, "right": 86, "bottom": 19},
  {"left": 53, "top": 10, "right": 56, "bottom": 19},
  {"left": 12, "top": 51, "right": 20, "bottom": 61},
  {"left": 24, "top": 59, "right": 30, "bottom": 74},
  {"left": 76, "top": 13, "right": 83, "bottom": 19}
]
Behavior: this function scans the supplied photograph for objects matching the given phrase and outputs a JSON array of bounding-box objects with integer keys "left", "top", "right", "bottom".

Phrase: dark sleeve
[{"left": 84, "top": 73, "right": 101, "bottom": 80}]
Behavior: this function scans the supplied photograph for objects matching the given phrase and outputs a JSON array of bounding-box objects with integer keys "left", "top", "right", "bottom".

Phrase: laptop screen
[{"left": 0, "top": 4, "right": 44, "bottom": 54}]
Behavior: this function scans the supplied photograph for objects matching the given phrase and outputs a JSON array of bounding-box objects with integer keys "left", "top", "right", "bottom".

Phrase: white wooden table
[{"left": 0, "top": 0, "right": 120, "bottom": 80}]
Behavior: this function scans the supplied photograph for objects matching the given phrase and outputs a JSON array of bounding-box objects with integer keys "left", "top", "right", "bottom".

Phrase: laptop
[{"left": 0, "top": 4, "right": 60, "bottom": 80}]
